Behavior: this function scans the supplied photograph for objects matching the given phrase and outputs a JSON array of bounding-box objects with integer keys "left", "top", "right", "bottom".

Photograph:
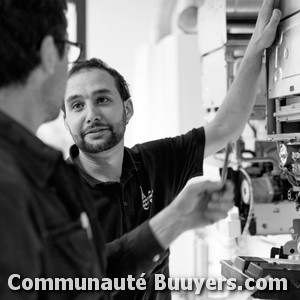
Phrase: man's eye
[
  {"left": 97, "top": 97, "right": 109, "bottom": 104},
  {"left": 72, "top": 103, "right": 83, "bottom": 110}
]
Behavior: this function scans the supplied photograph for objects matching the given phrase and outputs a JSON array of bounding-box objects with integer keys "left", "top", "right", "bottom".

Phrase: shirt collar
[
  {"left": 0, "top": 110, "right": 62, "bottom": 188},
  {"left": 68, "top": 144, "right": 140, "bottom": 187}
]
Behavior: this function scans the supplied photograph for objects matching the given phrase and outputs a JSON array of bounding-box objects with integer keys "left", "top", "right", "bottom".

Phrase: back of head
[{"left": 0, "top": 0, "right": 67, "bottom": 89}]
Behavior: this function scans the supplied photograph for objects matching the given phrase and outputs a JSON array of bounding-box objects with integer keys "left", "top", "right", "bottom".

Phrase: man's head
[
  {"left": 64, "top": 58, "right": 134, "bottom": 153},
  {"left": 0, "top": 0, "right": 67, "bottom": 88},
  {"left": 0, "top": 0, "right": 69, "bottom": 124}
]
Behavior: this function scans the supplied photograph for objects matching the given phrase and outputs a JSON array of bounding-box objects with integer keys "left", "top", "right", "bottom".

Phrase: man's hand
[
  {"left": 248, "top": 0, "right": 281, "bottom": 55},
  {"left": 170, "top": 179, "right": 234, "bottom": 230},
  {"left": 149, "top": 180, "right": 234, "bottom": 249}
]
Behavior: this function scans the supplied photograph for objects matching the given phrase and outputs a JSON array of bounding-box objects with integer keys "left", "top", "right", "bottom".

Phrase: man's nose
[{"left": 86, "top": 104, "right": 101, "bottom": 124}]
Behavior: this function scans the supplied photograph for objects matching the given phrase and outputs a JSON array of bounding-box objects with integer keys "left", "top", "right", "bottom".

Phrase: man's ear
[
  {"left": 40, "top": 36, "right": 58, "bottom": 76},
  {"left": 124, "top": 98, "right": 134, "bottom": 123},
  {"left": 63, "top": 112, "right": 69, "bottom": 131}
]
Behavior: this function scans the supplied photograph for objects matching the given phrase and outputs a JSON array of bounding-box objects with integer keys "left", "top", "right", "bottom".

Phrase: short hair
[
  {"left": 62, "top": 58, "right": 131, "bottom": 114},
  {"left": 0, "top": 0, "right": 67, "bottom": 88}
]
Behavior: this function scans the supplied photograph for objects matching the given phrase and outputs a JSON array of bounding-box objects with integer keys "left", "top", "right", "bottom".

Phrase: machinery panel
[
  {"left": 220, "top": 2, "right": 300, "bottom": 298},
  {"left": 267, "top": 10, "right": 300, "bottom": 141},
  {"left": 252, "top": 202, "right": 300, "bottom": 235},
  {"left": 268, "top": 12, "right": 300, "bottom": 99},
  {"left": 221, "top": 257, "right": 300, "bottom": 299}
]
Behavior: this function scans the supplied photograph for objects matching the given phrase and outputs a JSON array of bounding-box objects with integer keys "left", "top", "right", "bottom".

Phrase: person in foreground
[
  {"left": 63, "top": 0, "right": 281, "bottom": 299},
  {"left": 0, "top": 0, "right": 235, "bottom": 299}
]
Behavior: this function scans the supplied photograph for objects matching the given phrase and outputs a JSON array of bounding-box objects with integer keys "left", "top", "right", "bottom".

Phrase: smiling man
[
  {"left": 65, "top": 67, "right": 130, "bottom": 158},
  {"left": 63, "top": 1, "right": 281, "bottom": 299}
]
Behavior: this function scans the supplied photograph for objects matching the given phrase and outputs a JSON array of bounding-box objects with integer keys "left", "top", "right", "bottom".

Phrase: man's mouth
[{"left": 84, "top": 127, "right": 109, "bottom": 136}]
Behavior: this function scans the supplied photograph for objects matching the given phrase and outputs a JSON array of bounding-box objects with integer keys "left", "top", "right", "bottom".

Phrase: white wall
[
  {"left": 131, "top": 34, "right": 203, "bottom": 144},
  {"left": 86, "top": 0, "right": 161, "bottom": 86}
]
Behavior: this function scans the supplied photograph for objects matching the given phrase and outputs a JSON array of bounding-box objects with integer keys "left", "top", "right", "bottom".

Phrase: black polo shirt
[{"left": 68, "top": 127, "right": 205, "bottom": 300}]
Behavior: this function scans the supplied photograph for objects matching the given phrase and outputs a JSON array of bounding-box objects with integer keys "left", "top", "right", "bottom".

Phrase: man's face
[{"left": 64, "top": 69, "right": 129, "bottom": 153}]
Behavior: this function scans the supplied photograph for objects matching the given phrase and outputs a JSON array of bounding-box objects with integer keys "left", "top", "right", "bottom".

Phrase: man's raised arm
[{"left": 204, "top": 0, "right": 281, "bottom": 158}]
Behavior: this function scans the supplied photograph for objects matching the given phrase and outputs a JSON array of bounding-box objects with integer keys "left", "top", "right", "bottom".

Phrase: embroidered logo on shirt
[{"left": 140, "top": 186, "right": 153, "bottom": 210}]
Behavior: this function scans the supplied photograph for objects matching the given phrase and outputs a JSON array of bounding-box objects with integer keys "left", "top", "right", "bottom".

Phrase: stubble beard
[{"left": 73, "top": 110, "right": 127, "bottom": 154}]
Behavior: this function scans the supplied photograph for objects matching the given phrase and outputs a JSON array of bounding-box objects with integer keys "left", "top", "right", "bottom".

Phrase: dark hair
[
  {"left": 0, "top": 0, "right": 67, "bottom": 88},
  {"left": 71, "top": 57, "right": 130, "bottom": 97},
  {"left": 62, "top": 58, "right": 131, "bottom": 114}
]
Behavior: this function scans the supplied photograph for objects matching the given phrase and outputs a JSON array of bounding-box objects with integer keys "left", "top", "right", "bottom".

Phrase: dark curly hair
[{"left": 0, "top": 0, "right": 67, "bottom": 88}]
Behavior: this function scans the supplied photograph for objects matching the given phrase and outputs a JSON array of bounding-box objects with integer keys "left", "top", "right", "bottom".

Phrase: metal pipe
[{"left": 226, "top": 0, "right": 263, "bottom": 16}]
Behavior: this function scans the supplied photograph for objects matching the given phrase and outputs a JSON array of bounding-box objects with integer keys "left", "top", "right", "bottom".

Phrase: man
[
  {"left": 63, "top": 0, "right": 281, "bottom": 299},
  {"left": 0, "top": 0, "right": 235, "bottom": 299}
]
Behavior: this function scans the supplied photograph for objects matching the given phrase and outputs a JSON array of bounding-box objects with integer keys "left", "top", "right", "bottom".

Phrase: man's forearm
[
  {"left": 149, "top": 204, "right": 185, "bottom": 250},
  {"left": 149, "top": 180, "right": 234, "bottom": 249},
  {"left": 215, "top": 1, "right": 282, "bottom": 143},
  {"left": 213, "top": 47, "right": 264, "bottom": 140},
  {"left": 204, "top": 1, "right": 281, "bottom": 158}
]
